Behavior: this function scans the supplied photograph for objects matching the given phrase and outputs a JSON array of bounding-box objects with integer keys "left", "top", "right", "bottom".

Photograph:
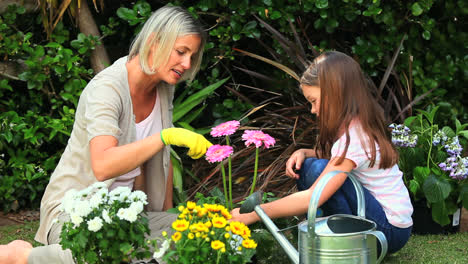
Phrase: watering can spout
[{"left": 240, "top": 192, "right": 300, "bottom": 264}]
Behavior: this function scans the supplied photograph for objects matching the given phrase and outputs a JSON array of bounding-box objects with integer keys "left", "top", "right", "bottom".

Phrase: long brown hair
[{"left": 300, "top": 51, "right": 398, "bottom": 169}]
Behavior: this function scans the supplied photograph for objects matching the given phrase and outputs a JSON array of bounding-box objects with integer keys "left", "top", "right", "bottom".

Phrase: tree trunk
[{"left": 77, "top": 0, "right": 110, "bottom": 74}]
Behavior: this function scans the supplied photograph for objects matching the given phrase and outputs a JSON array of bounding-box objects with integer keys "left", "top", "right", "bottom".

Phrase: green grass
[
  {"left": 383, "top": 232, "right": 468, "bottom": 264},
  {"left": 0, "top": 221, "right": 41, "bottom": 247},
  {"left": 1, "top": 221, "right": 467, "bottom": 263}
]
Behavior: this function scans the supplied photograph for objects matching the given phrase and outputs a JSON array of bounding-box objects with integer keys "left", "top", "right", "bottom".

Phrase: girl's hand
[
  {"left": 230, "top": 208, "right": 258, "bottom": 225},
  {"left": 285, "top": 149, "right": 308, "bottom": 179}
]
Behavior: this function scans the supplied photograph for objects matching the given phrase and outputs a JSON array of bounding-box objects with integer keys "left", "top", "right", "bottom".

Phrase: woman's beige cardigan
[{"left": 35, "top": 57, "right": 174, "bottom": 244}]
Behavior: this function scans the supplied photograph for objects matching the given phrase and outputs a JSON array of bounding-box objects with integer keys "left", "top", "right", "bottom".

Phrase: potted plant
[
  {"left": 389, "top": 106, "right": 468, "bottom": 234},
  {"left": 154, "top": 201, "right": 257, "bottom": 264},
  {"left": 59, "top": 183, "right": 155, "bottom": 264}
]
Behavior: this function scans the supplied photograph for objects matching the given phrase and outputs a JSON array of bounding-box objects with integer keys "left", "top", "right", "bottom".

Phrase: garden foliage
[{"left": 1, "top": 0, "right": 467, "bottom": 212}]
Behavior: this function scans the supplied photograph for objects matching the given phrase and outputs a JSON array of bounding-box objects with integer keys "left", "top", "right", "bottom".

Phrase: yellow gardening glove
[{"left": 161, "top": 127, "right": 213, "bottom": 159}]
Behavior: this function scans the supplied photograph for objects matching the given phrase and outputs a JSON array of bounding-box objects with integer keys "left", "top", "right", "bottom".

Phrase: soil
[{"left": 0, "top": 210, "right": 40, "bottom": 226}]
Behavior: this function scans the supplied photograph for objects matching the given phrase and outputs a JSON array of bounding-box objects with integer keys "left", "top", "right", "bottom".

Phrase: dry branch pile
[{"left": 187, "top": 99, "right": 318, "bottom": 203}]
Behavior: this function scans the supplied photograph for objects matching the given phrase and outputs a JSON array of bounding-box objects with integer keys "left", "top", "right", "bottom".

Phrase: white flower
[
  {"left": 91, "top": 182, "right": 107, "bottom": 190},
  {"left": 102, "top": 209, "right": 112, "bottom": 224},
  {"left": 74, "top": 200, "right": 92, "bottom": 217},
  {"left": 61, "top": 189, "right": 78, "bottom": 214},
  {"left": 89, "top": 189, "right": 107, "bottom": 209},
  {"left": 129, "top": 201, "right": 144, "bottom": 214},
  {"left": 153, "top": 240, "right": 170, "bottom": 259},
  {"left": 78, "top": 185, "right": 93, "bottom": 198},
  {"left": 109, "top": 186, "right": 132, "bottom": 202},
  {"left": 230, "top": 234, "right": 243, "bottom": 253},
  {"left": 87, "top": 216, "right": 103, "bottom": 232},
  {"left": 70, "top": 214, "right": 84, "bottom": 227},
  {"left": 129, "top": 190, "right": 148, "bottom": 204},
  {"left": 117, "top": 208, "right": 138, "bottom": 222}
]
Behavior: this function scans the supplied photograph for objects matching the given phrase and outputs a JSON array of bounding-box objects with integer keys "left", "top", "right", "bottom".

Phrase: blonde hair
[{"left": 128, "top": 5, "right": 206, "bottom": 81}]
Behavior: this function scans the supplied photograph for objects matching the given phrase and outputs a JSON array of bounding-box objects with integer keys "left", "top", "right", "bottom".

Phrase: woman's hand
[
  {"left": 285, "top": 149, "right": 310, "bottom": 179},
  {"left": 161, "top": 128, "right": 212, "bottom": 159}
]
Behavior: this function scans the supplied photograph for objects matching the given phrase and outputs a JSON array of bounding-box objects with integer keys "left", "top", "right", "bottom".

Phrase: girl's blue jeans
[{"left": 297, "top": 158, "right": 412, "bottom": 254}]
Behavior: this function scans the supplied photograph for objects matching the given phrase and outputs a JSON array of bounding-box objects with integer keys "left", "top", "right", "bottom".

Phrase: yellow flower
[
  {"left": 172, "top": 232, "right": 182, "bottom": 242},
  {"left": 225, "top": 226, "right": 230, "bottom": 232},
  {"left": 178, "top": 205, "right": 185, "bottom": 212},
  {"left": 229, "top": 222, "right": 250, "bottom": 238},
  {"left": 242, "top": 238, "right": 257, "bottom": 249},
  {"left": 211, "top": 240, "right": 225, "bottom": 250},
  {"left": 187, "top": 201, "right": 196, "bottom": 210},
  {"left": 188, "top": 233, "right": 195, "bottom": 239},
  {"left": 220, "top": 208, "right": 232, "bottom": 220},
  {"left": 197, "top": 208, "right": 208, "bottom": 217},
  {"left": 210, "top": 231, "right": 215, "bottom": 235},
  {"left": 172, "top": 219, "right": 190, "bottom": 232},
  {"left": 237, "top": 246, "right": 242, "bottom": 251},
  {"left": 224, "top": 233, "right": 230, "bottom": 239},
  {"left": 205, "top": 237, "right": 210, "bottom": 242},
  {"left": 162, "top": 231, "right": 167, "bottom": 237},
  {"left": 212, "top": 216, "right": 227, "bottom": 229},
  {"left": 204, "top": 221, "right": 212, "bottom": 228},
  {"left": 194, "top": 222, "right": 209, "bottom": 232},
  {"left": 196, "top": 232, "right": 201, "bottom": 238},
  {"left": 221, "top": 248, "right": 226, "bottom": 253}
]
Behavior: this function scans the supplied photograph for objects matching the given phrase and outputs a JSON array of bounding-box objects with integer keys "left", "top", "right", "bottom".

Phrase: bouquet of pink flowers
[{"left": 205, "top": 120, "right": 276, "bottom": 210}]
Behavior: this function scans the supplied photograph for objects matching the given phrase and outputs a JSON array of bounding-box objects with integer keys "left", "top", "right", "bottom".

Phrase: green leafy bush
[
  {"left": 0, "top": 5, "right": 94, "bottom": 211},
  {"left": 390, "top": 106, "right": 468, "bottom": 226}
]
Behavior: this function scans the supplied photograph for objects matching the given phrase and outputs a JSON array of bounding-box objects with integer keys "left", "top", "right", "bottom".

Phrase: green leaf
[
  {"left": 409, "top": 179, "right": 420, "bottom": 196},
  {"left": 459, "top": 184, "right": 468, "bottom": 210},
  {"left": 411, "top": 2, "right": 424, "bottom": 16},
  {"left": 422, "top": 30, "right": 431, "bottom": 40},
  {"left": 441, "top": 126, "right": 455, "bottom": 138},
  {"left": 413, "top": 166, "right": 430, "bottom": 184},
  {"left": 315, "top": 0, "right": 329, "bottom": 9},
  {"left": 459, "top": 130, "right": 468, "bottom": 140},
  {"left": 117, "top": 8, "right": 138, "bottom": 21},
  {"left": 423, "top": 173, "right": 451, "bottom": 203},
  {"left": 172, "top": 77, "right": 229, "bottom": 122},
  {"left": 120, "top": 242, "right": 133, "bottom": 254},
  {"left": 270, "top": 11, "right": 282, "bottom": 20},
  {"left": 431, "top": 201, "right": 450, "bottom": 226}
]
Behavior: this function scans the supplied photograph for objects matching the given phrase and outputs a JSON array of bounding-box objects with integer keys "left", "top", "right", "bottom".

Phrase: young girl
[{"left": 231, "top": 51, "right": 413, "bottom": 253}]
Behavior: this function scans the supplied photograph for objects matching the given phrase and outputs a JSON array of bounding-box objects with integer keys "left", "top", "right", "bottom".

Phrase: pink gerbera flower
[
  {"left": 210, "top": 120, "right": 240, "bottom": 137},
  {"left": 205, "top": 145, "right": 234, "bottom": 163},
  {"left": 242, "top": 130, "right": 276, "bottom": 149}
]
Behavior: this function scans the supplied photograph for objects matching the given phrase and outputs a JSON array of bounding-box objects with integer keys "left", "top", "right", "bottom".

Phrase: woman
[
  {"left": 1, "top": 5, "right": 211, "bottom": 264},
  {"left": 231, "top": 51, "right": 413, "bottom": 254}
]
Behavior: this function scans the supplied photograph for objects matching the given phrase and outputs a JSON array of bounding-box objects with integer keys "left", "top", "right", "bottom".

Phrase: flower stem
[
  {"left": 220, "top": 164, "right": 229, "bottom": 209},
  {"left": 250, "top": 148, "right": 259, "bottom": 196},
  {"left": 226, "top": 136, "right": 233, "bottom": 210}
]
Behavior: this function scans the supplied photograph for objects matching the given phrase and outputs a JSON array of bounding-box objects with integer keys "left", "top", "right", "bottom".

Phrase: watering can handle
[
  {"left": 307, "top": 170, "right": 366, "bottom": 234},
  {"left": 368, "top": 230, "right": 388, "bottom": 264}
]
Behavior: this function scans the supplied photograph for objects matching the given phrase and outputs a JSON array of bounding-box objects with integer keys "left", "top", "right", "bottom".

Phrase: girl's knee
[{"left": 0, "top": 240, "right": 32, "bottom": 264}]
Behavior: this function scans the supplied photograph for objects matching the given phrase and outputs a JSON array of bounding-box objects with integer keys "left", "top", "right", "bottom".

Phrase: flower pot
[{"left": 412, "top": 201, "right": 462, "bottom": 235}]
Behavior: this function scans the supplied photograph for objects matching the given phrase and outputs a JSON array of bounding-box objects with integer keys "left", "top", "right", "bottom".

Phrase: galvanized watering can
[{"left": 240, "top": 170, "right": 388, "bottom": 264}]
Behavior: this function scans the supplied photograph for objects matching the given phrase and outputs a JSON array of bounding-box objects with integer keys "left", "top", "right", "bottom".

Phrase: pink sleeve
[{"left": 331, "top": 125, "right": 370, "bottom": 168}]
